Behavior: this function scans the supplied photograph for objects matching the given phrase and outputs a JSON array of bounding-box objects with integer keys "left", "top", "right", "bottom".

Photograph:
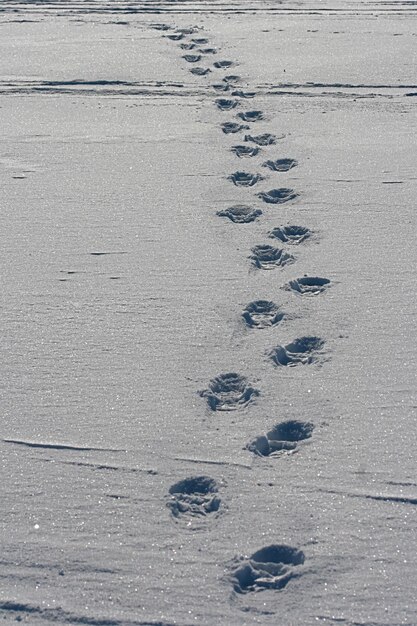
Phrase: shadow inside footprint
[
  {"left": 215, "top": 98, "right": 239, "bottom": 111},
  {"left": 231, "top": 545, "right": 305, "bottom": 593},
  {"left": 248, "top": 420, "right": 314, "bottom": 456},
  {"left": 221, "top": 122, "right": 249, "bottom": 134},
  {"left": 250, "top": 245, "right": 294, "bottom": 270},
  {"left": 182, "top": 54, "right": 202, "bottom": 63},
  {"left": 214, "top": 60, "right": 234, "bottom": 68},
  {"left": 228, "top": 171, "right": 263, "bottom": 187},
  {"left": 190, "top": 67, "right": 211, "bottom": 76},
  {"left": 231, "top": 145, "right": 260, "bottom": 158},
  {"left": 168, "top": 476, "right": 221, "bottom": 526},
  {"left": 192, "top": 37, "right": 209, "bottom": 44},
  {"left": 237, "top": 110, "right": 264, "bottom": 122},
  {"left": 269, "top": 225, "right": 312, "bottom": 244},
  {"left": 217, "top": 205, "right": 262, "bottom": 224},
  {"left": 223, "top": 74, "right": 241, "bottom": 84},
  {"left": 199, "top": 47, "right": 217, "bottom": 54},
  {"left": 258, "top": 188, "right": 298, "bottom": 204},
  {"left": 286, "top": 275, "right": 331, "bottom": 296},
  {"left": 244, "top": 133, "right": 279, "bottom": 146},
  {"left": 200, "top": 373, "right": 259, "bottom": 411},
  {"left": 269, "top": 336, "right": 325, "bottom": 366},
  {"left": 263, "top": 158, "right": 298, "bottom": 172},
  {"left": 180, "top": 43, "right": 197, "bottom": 50},
  {"left": 242, "top": 300, "right": 284, "bottom": 329},
  {"left": 213, "top": 82, "right": 230, "bottom": 92},
  {"left": 167, "top": 33, "right": 184, "bottom": 41}
]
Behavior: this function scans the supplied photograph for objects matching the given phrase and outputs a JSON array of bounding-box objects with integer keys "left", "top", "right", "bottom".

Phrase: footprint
[
  {"left": 214, "top": 60, "right": 235, "bottom": 69},
  {"left": 150, "top": 23, "right": 171, "bottom": 31},
  {"left": 237, "top": 110, "right": 264, "bottom": 122},
  {"left": 247, "top": 420, "right": 314, "bottom": 456},
  {"left": 244, "top": 133, "right": 279, "bottom": 146},
  {"left": 168, "top": 476, "right": 221, "bottom": 526},
  {"left": 285, "top": 275, "right": 330, "bottom": 296},
  {"left": 223, "top": 75, "right": 241, "bottom": 84},
  {"left": 269, "top": 336, "right": 326, "bottom": 367},
  {"left": 182, "top": 54, "right": 202, "bottom": 63},
  {"left": 263, "top": 158, "right": 298, "bottom": 172},
  {"left": 217, "top": 205, "right": 262, "bottom": 224},
  {"left": 231, "top": 90, "right": 256, "bottom": 98},
  {"left": 228, "top": 171, "right": 263, "bottom": 187},
  {"left": 230, "top": 545, "right": 305, "bottom": 593},
  {"left": 213, "top": 83, "right": 230, "bottom": 92},
  {"left": 190, "top": 67, "right": 211, "bottom": 76},
  {"left": 257, "top": 188, "right": 298, "bottom": 204},
  {"left": 242, "top": 300, "right": 284, "bottom": 329},
  {"left": 250, "top": 245, "right": 294, "bottom": 270},
  {"left": 167, "top": 33, "right": 184, "bottom": 41},
  {"left": 269, "top": 225, "right": 312, "bottom": 244},
  {"left": 231, "top": 145, "right": 260, "bottom": 158},
  {"left": 180, "top": 43, "right": 197, "bottom": 50},
  {"left": 192, "top": 37, "right": 209, "bottom": 44},
  {"left": 200, "top": 373, "right": 260, "bottom": 411},
  {"left": 221, "top": 122, "right": 249, "bottom": 134},
  {"left": 199, "top": 47, "right": 217, "bottom": 54},
  {"left": 215, "top": 98, "right": 239, "bottom": 111}
]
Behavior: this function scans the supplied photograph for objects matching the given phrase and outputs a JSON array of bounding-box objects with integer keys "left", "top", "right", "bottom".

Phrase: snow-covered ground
[{"left": 1, "top": 1, "right": 417, "bottom": 624}]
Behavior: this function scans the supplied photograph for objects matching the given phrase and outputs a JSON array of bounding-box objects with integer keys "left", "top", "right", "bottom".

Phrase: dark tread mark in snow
[
  {"left": 257, "top": 188, "right": 298, "bottom": 204},
  {"left": 190, "top": 67, "right": 211, "bottom": 76},
  {"left": 244, "top": 133, "right": 279, "bottom": 146},
  {"left": 217, "top": 205, "right": 262, "bottom": 224},
  {"left": 286, "top": 275, "right": 331, "bottom": 296},
  {"left": 231, "top": 545, "right": 305, "bottom": 593},
  {"left": 223, "top": 75, "right": 241, "bottom": 84},
  {"left": 269, "top": 336, "right": 326, "bottom": 367},
  {"left": 199, "top": 47, "right": 217, "bottom": 54},
  {"left": 167, "top": 33, "right": 184, "bottom": 41},
  {"left": 263, "top": 158, "right": 298, "bottom": 172},
  {"left": 168, "top": 476, "right": 221, "bottom": 524},
  {"left": 221, "top": 122, "right": 249, "bottom": 134},
  {"left": 231, "top": 145, "right": 260, "bottom": 158},
  {"left": 200, "top": 373, "right": 260, "bottom": 411},
  {"left": 231, "top": 90, "right": 257, "bottom": 98},
  {"left": 213, "top": 82, "right": 230, "bottom": 92},
  {"left": 228, "top": 171, "right": 263, "bottom": 187},
  {"left": 192, "top": 37, "right": 209, "bottom": 44},
  {"left": 215, "top": 98, "right": 239, "bottom": 111},
  {"left": 214, "top": 60, "right": 235, "bottom": 69},
  {"left": 247, "top": 420, "right": 314, "bottom": 456},
  {"left": 182, "top": 54, "right": 202, "bottom": 63},
  {"left": 180, "top": 42, "right": 197, "bottom": 50},
  {"left": 242, "top": 300, "right": 284, "bottom": 329},
  {"left": 269, "top": 225, "right": 312, "bottom": 244},
  {"left": 250, "top": 245, "right": 294, "bottom": 270},
  {"left": 237, "top": 110, "right": 264, "bottom": 122}
]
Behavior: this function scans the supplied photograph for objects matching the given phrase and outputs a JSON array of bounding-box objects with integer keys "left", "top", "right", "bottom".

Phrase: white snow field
[{"left": 1, "top": 1, "right": 417, "bottom": 624}]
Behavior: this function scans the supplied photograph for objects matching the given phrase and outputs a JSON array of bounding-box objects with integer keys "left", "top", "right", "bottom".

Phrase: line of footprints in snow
[{"left": 156, "top": 22, "right": 332, "bottom": 596}]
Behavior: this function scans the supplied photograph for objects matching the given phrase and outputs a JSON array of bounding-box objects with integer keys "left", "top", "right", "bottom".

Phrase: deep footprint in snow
[
  {"left": 168, "top": 476, "right": 221, "bottom": 526},
  {"left": 214, "top": 60, "right": 235, "bottom": 69},
  {"left": 221, "top": 122, "right": 250, "bottom": 134},
  {"left": 250, "top": 245, "right": 294, "bottom": 270},
  {"left": 237, "top": 110, "right": 264, "bottom": 122},
  {"left": 285, "top": 275, "right": 331, "bottom": 296},
  {"left": 247, "top": 420, "right": 314, "bottom": 456},
  {"left": 217, "top": 205, "right": 262, "bottom": 224},
  {"left": 244, "top": 133, "right": 280, "bottom": 146},
  {"left": 215, "top": 98, "right": 239, "bottom": 111},
  {"left": 269, "top": 336, "right": 326, "bottom": 367},
  {"left": 167, "top": 33, "right": 184, "bottom": 41},
  {"left": 231, "top": 145, "right": 260, "bottom": 158},
  {"left": 269, "top": 225, "right": 312, "bottom": 244},
  {"left": 199, "top": 47, "right": 217, "bottom": 54},
  {"left": 192, "top": 37, "right": 209, "bottom": 44},
  {"left": 242, "top": 300, "right": 284, "bottom": 329},
  {"left": 258, "top": 188, "right": 298, "bottom": 204},
  {"left": 182, "top": 54, "right": 202, "bottom": 63},
  {"left": 263, "top": 158, "right": 298, "bottom": 172},
  {"left": 213, "top": 82, "right": 230, "bottom": 92},
  {"left": 180, "top": 42, "right": 197, "bottom": 50},
  {"left": 200, "top": 373, "right": 260, "bottom": 411},
  {"left": 228, "top": 171, "right": 263, "bottom": 187},
  {"left": 231, "top": 545, "right": 305, "bottom": 593},
  {"left": 223, "top": 74, "right": 241, "bottom": 84},
  {"left": 190, "top": 67, "right": 211, "bottom": 76}
]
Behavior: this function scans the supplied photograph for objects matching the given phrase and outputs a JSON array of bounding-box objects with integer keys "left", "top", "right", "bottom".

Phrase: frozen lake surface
[{"left": 1, "top": 1, "right": 417, "bottom": 624}]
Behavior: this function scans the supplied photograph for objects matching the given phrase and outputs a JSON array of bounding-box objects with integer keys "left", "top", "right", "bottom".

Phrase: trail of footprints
[{"left": 159, "top": 23, "right": 335, "bottom": 602}]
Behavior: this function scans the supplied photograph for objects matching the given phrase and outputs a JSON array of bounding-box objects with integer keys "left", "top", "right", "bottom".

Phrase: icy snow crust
[{"left": 1, "top": 1, "right": 417, "bottom": 624}]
